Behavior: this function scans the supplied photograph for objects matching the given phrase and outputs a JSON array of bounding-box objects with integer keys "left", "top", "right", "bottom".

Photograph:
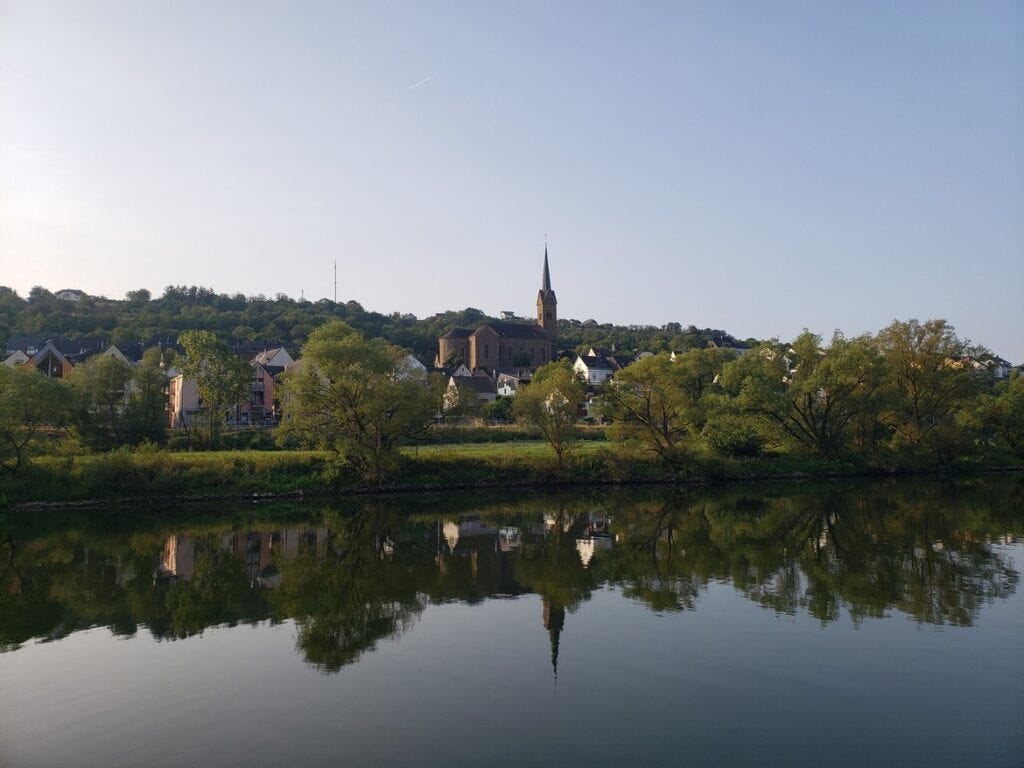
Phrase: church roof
[
  {"left": 475, "top": 322, "right": 550, "bottom": 340},
  {"left": 440, "top": 328, "right": 473, "bottom": 340}
]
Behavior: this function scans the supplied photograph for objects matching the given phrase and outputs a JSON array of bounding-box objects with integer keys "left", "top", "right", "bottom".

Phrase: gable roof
[
  {"left": 441, "top": 328, "right": 473, "bottom": 340},
  {"left": 575, "top": 354, "right": 614, "bottom": 372},
  {"left": 450, "top": 375, "right": 497, "bottom": 394},
  {"left": 475, "top": 322, "right": 550, "bottom": 341}
]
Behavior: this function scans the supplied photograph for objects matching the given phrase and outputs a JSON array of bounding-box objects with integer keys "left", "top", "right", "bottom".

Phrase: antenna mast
[{"left": 333, "top": 261, "right": 337, "bottom": 303}]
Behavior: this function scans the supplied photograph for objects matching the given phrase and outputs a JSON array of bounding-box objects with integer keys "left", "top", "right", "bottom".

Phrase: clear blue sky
[{"left": 1, "top": 1, "right": 1021, "bottom": 360}]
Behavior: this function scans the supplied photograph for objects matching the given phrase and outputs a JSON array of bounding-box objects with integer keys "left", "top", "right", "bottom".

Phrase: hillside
[{"left": 0, "top": 285, "right": 753, "bottom": 363}]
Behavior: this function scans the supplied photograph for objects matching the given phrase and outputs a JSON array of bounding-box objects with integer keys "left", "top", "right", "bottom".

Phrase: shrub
[{"left": 702, "top": 415, "right": 765, "bottom": 458}]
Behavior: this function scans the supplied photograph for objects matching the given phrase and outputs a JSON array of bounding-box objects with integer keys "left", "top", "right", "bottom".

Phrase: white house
[
  {"left": 253, "top": 347, "right": 294, "bottom": 369},
  {"left": 573, "top": 354, "right": 615, "bottom": 385}
]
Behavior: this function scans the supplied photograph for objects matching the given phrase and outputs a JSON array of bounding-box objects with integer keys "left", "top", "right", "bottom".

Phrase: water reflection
[{"left": 1, "top": 477, "right": 1021, "bottom": 675}]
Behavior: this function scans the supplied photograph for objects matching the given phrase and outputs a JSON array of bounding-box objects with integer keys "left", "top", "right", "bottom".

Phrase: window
[{"left": 484, "top": 344, "right": 489, "bottom": 358}]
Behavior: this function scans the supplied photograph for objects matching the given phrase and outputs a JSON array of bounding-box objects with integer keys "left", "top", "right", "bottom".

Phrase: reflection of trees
[
  {"left": 606, "top": 481, "right": 1021, "bottom": 627},
  {"left": 267, "top": 505, "right": 436, "bottom": 674},
  {"left": 1, "top": 477, "right": 1021, "bottom": 668}
]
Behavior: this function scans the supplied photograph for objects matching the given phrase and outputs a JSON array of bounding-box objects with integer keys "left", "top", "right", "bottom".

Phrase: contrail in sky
[{"left": 411, "top": 69, "right": 443, "bottom": 89}]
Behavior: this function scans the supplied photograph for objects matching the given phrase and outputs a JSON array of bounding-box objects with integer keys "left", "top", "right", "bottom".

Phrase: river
[{"left": 1, "top": 477, "right": 1022, "bottom": 767}]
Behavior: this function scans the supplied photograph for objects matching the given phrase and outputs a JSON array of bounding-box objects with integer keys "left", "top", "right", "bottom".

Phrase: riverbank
[{"left": 3, "top": 441, "right": 1021, "bottom": 509}]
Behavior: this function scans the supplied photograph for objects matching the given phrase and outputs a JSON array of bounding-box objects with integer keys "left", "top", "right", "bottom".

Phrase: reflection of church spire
[{"left": 542, "top": 597, "right": 565, "bottom": 684}]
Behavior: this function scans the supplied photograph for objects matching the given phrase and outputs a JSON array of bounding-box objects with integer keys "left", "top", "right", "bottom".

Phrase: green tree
[
  {"left": 442, "top": 350, "right": 464, "bottom": 367},
  {"left": 487, "top": 395, "right": 515, "bottom": 422},
  {"left": 601, "top": 350, "right": 731, "bottom": 463},
  {"left": 719, "top": 332, "right": 885, "bottom": 458},
  {"left": 124, "top": 347, "right": 170, "bottom": 445},
  {"left": 975, "top": 372, "right": 1024, "bottom": 457},
  {"left": 0, "top": 366, "right": 71, "bottom": 475},
  {"left": 876, "top": 319, "right": 984, "bottom": 456},
  {"left": 68, "top": 354, "right": 134, "bottom": 450},
  {"left": 277, "top": 320, "right": 435, "bottom": 482},
  {"left": 179, "top": 330, "right": 251, "bottom": 448},
  {"left": 513, "top": 361, "right": 586, "bottom": 468}
]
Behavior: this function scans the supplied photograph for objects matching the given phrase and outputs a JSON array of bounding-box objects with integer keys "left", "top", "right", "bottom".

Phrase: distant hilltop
[{"left": 0, "top": 283, "right": 758, "bottom": 366}]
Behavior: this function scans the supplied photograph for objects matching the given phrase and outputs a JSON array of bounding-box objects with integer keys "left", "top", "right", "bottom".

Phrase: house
[
  {"left": 445, "top": 374, "right": 497, "bottom": 410},
  {"left": 396, "top": 354, "right": 428, "bottom": 381},
  {"left": 435, "top": 249, "right": 558, "bottom": 372},
  {"left": 2, "top": 349, "right": 30, "bottom": 367},
  {"left": 168, "top": 358, "right": 282, "bottom": 427},
  {"left": 496, "top": 368, "right": 533, "bottom": 396},
  {"left": 4, "top": 334, "right": 108, "bottom": 364},
  {"left": 573, "top": 354, "right": 615, "bottom": 385},
  {"left": 167, "top": 374, "right": 202, "bottom": 426},
  {"left": 55, "top": 289, "right": 84, "bottom": 302},
  {"left": 24, "top": 340, "right": 74, "bottom": 379},
  {"left": 241, "top": 362, "right": 277, "bottom": 424},
  {"left": 983, "top": 355, "right": 1014, "bottom": 380},
  {"left": 252, "top": 346, "right": 294, "bottom": 370}
]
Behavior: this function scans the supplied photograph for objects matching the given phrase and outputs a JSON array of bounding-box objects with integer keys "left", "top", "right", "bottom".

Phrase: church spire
[
  {"left": 537, "top": 243, "right": 557, "bottom": 340},
  {"left": 541, "top": 245, "right": 552, "bottom": 294}
]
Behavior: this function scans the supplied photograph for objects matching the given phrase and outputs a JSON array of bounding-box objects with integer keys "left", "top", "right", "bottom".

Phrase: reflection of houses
[
  {"left": 436, "top": 515, "right": 523, "bottom": 596},
  {"left": 158, "top": 535, "right": 196, "bottom": 580},
  {"left": 155, "top": 527, "right": 329, "bottom": 587},
  {"left": 499, "top": 527, "right": 521, "bottom": 552}
]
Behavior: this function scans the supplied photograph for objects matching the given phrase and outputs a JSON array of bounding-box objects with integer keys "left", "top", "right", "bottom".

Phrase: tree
[
  {"left": 277, "top": 320, "right": 436, "bottom": 482},
  {"left": 876, "top": 319, "right": 985, "bottom": 455},
  {"left": 601, "top": 350, "right": 732, "bottom": 462},
  {"left": 124, "top": 347, "right": 170, "bottom": 445},
  {"left": 179, "top": 330, "right": 251, "bottom": 448},
  {"left": 442, "top": 350, "right": 464, "bottom": 367},
  {"left": 974, "top": 372, "right": 1024, "bottom": 457},
  {"left": 0, "top": 366, "right": 71, "bottom": 475},
  {"left": 487, "top": 395, "right": 515, "bottom": 422},
  {"left": 513, "top": 361, "right": 586, "bottom": 468},
  {"left": 719, "top": 332, "right": 885, "bottom": 458},
  {"left": 68, "top": 354, "right": 134, "bottom": 450}
]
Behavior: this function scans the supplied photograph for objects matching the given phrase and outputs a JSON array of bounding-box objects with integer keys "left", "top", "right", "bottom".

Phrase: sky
[{"left": 1, "top": 1, "right": 1022, "bottom": 360}]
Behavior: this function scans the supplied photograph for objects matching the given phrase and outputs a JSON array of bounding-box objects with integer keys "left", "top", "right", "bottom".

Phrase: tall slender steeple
[
  {"left": 536, "top": 244, "right": 558, "bottom": 341},
  {"left": 543, "top": 597, "right": 565, "bottom": 684},
  {"left": 541, "top": 246, "right": 552, "bottom": 293}
]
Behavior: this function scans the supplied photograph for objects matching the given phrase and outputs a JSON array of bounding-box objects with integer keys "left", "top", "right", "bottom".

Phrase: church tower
[{"left": 536, "top": 246, "right": 558, "bottom": 341}]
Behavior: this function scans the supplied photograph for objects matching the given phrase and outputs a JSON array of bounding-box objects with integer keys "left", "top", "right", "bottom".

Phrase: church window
[{"left": 484, "top": 345, "right": 489, "bottom": 358}]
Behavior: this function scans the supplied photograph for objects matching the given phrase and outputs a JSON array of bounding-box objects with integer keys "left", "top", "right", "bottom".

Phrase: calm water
[{"left": 1, "top": 478, "right": 1022, "bottom": 767}]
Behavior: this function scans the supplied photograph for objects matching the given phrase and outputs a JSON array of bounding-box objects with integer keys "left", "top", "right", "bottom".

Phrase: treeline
[
  {"left": 0, "top": 284, "right": 750, "bottom": 362},
  {"left": 599, "top": 319, "right": 1023, "bottom": 468},
  {"left": 2, "top": 316, "right": 1020, "bottom": 501}
]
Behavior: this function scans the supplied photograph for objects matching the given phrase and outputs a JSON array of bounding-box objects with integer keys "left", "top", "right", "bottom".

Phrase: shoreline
[{"left": 8, "top": 461, "right": 1022, "bottom": 511}]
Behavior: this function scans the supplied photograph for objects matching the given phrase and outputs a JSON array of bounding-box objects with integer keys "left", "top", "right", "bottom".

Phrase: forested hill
[{"left": 0, "top": 285, "right": 753, "bottom": 363}]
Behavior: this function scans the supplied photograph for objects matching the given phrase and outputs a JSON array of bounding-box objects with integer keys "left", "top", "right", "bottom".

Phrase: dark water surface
[{"left": 2, "top": 477, "right": 1023, "bottom": 767}]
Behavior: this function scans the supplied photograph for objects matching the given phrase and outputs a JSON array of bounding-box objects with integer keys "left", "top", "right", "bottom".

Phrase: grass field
[
  {"left": 4, "top": 438, "right": 1019, "bottom": 507},
  {"left": 403, "top": 440, "right": 605, "bottom": 459}
]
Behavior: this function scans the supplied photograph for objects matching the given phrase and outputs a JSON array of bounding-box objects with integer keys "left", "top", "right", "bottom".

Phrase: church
[{"left": 436, "top": 249, "right": 557, "bottom": 373}]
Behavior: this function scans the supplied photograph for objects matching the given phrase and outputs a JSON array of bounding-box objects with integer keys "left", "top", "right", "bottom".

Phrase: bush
[{"left": 702, "top": 415, "right": 765, "bottom": 458}]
